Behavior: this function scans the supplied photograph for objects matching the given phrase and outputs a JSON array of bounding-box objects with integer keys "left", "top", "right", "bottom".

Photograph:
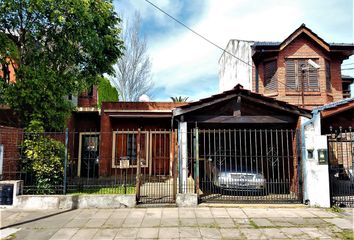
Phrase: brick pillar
[{"left": 99, "top": 108, "right": 112, "bottom": 177}]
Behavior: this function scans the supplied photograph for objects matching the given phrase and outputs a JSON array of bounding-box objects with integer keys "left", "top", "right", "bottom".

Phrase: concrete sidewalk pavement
[{"left": 1, "top": 206, "right": 353, "bottom": 239}]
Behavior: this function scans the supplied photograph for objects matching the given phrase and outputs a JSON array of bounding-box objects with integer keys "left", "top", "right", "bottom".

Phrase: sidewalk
[{"left": 1, "top": 206, "right": 353, "bottom": 239}]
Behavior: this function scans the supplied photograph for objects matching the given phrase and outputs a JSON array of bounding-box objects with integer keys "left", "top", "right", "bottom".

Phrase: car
[{"left": 213, "top": 169, "right": 266, "bottom": 194}]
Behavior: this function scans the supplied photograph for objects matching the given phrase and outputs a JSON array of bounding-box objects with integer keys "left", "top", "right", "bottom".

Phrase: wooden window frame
[
  {"left": 326, "top": 60, "right": 331, "bottom": 93},
  {"left": 285, "top": 58, "right": 320, "bottom": 92},
  {"left": 263, "top": 60, "right": 278, "bottom": 93},
  {"left": 112, "top": 130, "right": 149, "bottom": 169}
]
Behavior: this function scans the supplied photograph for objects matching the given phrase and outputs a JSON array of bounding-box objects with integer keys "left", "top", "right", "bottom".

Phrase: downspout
[
  {"left": 255, "top": 63, "right": 259, "bottom": 93},
  {"left": 301, "top": 109, "right": 318, "bottom": 204}
]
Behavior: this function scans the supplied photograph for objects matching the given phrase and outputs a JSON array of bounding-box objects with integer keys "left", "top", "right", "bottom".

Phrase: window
[
  {"left": 264, "top": 60, "right": 277, "bottom": 92},
  {"left": 326, "top": 60, "right": 331, "bottom": 92},
  {"left": 112, "top": 131, "right": 148, "bottom": 168},
  {"left": 286, "top": 59, "right": 319, "bottom": 92}
]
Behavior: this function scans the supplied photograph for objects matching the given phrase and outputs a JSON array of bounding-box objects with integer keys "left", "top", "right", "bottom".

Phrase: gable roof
[
  {"left": 252, "top": 24, "right": 354, "bottom": 56},
  {"left": 173, "top": 84, "right": 311, "bottom": 118}
]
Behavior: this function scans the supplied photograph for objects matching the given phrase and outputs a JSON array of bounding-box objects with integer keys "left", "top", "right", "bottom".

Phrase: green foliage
[
  {"left": 22, "top": 120, "right": 65, "bottom": 194},
  {"left": 98, "top": 77, "right": 119, "bottom": 107},
  {"left": 170, "top": 96, "right": 189, "bottom": 102},
  {"left": 0, "top": 0, "right": 124, "bottom": 130}
]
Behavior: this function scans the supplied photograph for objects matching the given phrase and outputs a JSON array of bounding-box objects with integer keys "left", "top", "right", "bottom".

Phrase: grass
[
  {"left": 330, "top": 205, "right": 344, "bottom": 213},
  {"left": 336, "top": 230, "right": 354, "bottom": 240},
  {"left": 68, "top": 186, "right": 136, "bottom": 195},
  {"left": 249, "top": 219, "right": 259, "bottom": 229}
]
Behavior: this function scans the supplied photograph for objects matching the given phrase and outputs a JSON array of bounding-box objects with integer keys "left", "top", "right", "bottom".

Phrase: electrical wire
[{"left": 143, "top": 0, "right": 252, "bottom": 67}]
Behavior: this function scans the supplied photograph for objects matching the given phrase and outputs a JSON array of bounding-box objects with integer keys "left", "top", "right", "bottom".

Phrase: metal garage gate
[
  {"left": 189, "top": 128, "right": 302, "bottom": 203},
  {"left": 328, "top": 127, "right": 354, "bottom": 207}
]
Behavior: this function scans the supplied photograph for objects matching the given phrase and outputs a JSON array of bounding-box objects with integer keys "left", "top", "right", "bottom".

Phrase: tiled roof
[{"left": 313, "top": 97, "right": 354, "bottom": 112}]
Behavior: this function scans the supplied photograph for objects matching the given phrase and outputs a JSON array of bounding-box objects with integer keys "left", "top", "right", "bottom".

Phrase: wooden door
[{"left": 151, "top": 132, "right": 170, "bottom": 176}]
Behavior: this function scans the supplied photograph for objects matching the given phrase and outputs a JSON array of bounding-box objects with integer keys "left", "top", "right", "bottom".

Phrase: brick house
[{"left": 219, "top": 24, "right": 354, "bottom": 109}]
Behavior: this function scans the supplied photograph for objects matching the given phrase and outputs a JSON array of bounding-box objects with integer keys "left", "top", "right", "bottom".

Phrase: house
[{"left": 219, "top": 24, "right": 354, "bottom": 109}]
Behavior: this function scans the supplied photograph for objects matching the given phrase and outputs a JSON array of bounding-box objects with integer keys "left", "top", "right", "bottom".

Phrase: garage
[{"left": 173, "top": 85, "right": 311, "bottom": 203}]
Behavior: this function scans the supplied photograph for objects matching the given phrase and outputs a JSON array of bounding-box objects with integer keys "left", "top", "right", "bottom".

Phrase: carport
[{"left": 173, "top": 85, "right": 311, "bottom": 203}]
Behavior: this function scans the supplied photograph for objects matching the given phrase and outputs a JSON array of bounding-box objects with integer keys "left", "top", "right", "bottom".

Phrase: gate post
[
  {"left": 193, "top": 128, "right": 199, "bottom": 195},
  {"left": 136, "top": 129, "right": 141, "bottom": 202},
  {"left": 63, "top": 128, "right": 68, "bottom": 195},
  {"left": 178, "top": 121, "right": 188, "bottom": 193}
]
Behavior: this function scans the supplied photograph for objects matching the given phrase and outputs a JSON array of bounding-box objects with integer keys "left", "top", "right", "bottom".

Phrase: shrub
[{"left": 21, "top": 120, "right": 65, "bottom": 194}]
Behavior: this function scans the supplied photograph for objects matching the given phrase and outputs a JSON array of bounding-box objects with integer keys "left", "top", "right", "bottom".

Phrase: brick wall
[
  {"left": 78, "top": 86, "right": 98, "bottom": 107},
  {"left": 0, "top": 126, "right": 23, "bottom": 179},
  {"left": 254, "top": 35, "right": 344, "bottom": 109}
]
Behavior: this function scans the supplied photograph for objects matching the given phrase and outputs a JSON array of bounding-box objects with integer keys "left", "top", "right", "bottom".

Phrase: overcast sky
[{"left": 113, "top": 0, "right": 354, "bottom": 101}]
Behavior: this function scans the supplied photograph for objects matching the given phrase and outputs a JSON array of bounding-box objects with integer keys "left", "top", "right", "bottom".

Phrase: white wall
[
  {"left": 350, "top": 83, "right": 354, "bottom": 98},
  {"left": 302, "top": 114, "right": 331, "bottom": 207},
  {"left": 219, "top": 40, "right": 253, "bottom": 92}
]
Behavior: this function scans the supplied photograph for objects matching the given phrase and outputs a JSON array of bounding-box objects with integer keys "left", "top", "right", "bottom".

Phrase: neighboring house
[
  {"left": 219, "top": 24, "right": 354, "bottom": 109},
  {"left": 341, "top": 75, "right": 354, "bottom": 99}
]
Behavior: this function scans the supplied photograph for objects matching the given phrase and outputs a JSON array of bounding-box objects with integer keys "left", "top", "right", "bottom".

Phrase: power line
[
  {"left": 342, "top": 63, "right": 354, "bottom": 66},
  {"left": 341, "top": 68, "right": 354, "bottom": 70},
  {"left": 143, "top": 0, "right": 252, "bottom": 67}
]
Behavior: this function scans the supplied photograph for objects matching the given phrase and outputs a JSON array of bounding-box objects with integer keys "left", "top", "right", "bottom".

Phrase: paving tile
[
  {"left": 141, "top": 218, "right": 161, "bottom": 227},
  {"left": 226, "top": 208, "right": 247, "bottom": 218},
  {"left": 93, "top": 209, "right": 114, "bottom": 219},
  {"left": 71, "top": 228, "right": 98, "bottom": 240},
  {"left": 240, "top": 228, "right": 267, "bottom": 240},
  {"left": 145, "top": 208, "right": 162, "bottom": 218},
  {"left": 74, "top": 209, "right": 98, "bottom": 219},
  {"left": 115, "top": 228, "right": 139, "bottom": 239},
  {"left": 122, "top": 217, "right": 143, "bottom": 227},
  {"left": 214, "top": 218, "right": 235, "bottom": 228},
  {"left": 323, "top": 218, "right": 354, "bottom": 229},
  {"left": 161, "top": 218, "right": 179, "bottom": 227},
  {"left": 64, "top": 218, "right": 89, "bottom": 228},
  {"left": 293, "top": 209, "right": 317, "bottom": 218},
  {"left": 197, "top": 218, "right": 217, "bottom": 227},
  {"left": 307, "top": 209, "right": 338, "bottom": 218},
  {"left": 111, "top": 209, "right": 130, "bottom": 219},
  {"left": 179, "top": 227, "right": 202, "bottom": 238},
  {"left": 200, "top": 227, "right": 222, "bottom": 239},
  {"left": 233, "top": 218, "right": 252, "bottom": 228},
  {"left": 94, "top": 229, "right": 119, "bottom": 240},
  {"left": 13, "top": 228, "right": 59, "bottom": 240},
  {"left": 281, "top": 227, "right": 309, "bottom": 239},
  {"left": 300, "top": 227, "right": 331, "bottom": 239},
  {"left": 260, "top": 228, "right": 288, "bottom": 239},
  {"left": 252, "top": 218, "right": 274, "bottom": 227},
  {"left": 103, "top": 217, "right": 125, "bottom": 228},
  {"left": 158, "top": 227, "right": 179, "bottom": 238},
  {"left": 179, "top": 208, "right": 196, "bottom": 218},
  {"left": 220, "top": 228, "right": 243, "bottom": 239},
  {"left": 195, "top": 208, "right": 213, "bottom": 218},
  {"left": 136, "top": 227, "right": 159, "bottom": 239},
  {"left": 49, "top": 228, "right": 79, "bottom": 240},
  {"left": 210, "top": 208, "right": 230, "bottom": 218},
  {"left": 162, "top": 208, "right": 179, "bottom": 218},
  {"left": 85, "top": 218, "right": 107, "bottom": 228},
  {"left": 180, "top": 218, "right": 198, "bottom": 227}
]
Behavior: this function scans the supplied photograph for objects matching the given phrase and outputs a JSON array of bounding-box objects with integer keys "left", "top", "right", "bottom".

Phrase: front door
[
  {"left": 151, "top": 132, "right": 170, "bottom": 176},
  {"left": 80, "top": 134, "right": 99, "bottom": 178}
]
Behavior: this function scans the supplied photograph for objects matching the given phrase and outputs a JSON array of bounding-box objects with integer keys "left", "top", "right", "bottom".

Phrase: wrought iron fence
[
  {"left": 328, "top": 127, "right": 354, "bottom": 207},
  {"left": 0, "top": 129, "right": 137, "bottom": 195},
  {"left": 190, "top": 128, "right": 302, "bottom": 203}
]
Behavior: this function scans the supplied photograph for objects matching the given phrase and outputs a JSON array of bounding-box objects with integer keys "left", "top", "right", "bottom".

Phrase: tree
[
  {"left": 98, "top": 77, "right": 119, "bottom": 107},
  {"left": 0, "top": 0, "right": 124, "bottom": 130},
  {"left": 110, "top": 12, "right": 153, "bottom": 101},
  {"left": 170, "top": 96, "right": 189, "bottom": 102}
]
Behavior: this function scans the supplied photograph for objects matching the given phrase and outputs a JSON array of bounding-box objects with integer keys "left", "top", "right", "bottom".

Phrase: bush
[{"left": 21, "top": 120, "right": 65, "bottom": 194}]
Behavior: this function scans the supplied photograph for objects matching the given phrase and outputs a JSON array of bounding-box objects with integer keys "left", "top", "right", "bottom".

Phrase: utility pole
[{"left": 301, "top": 65, "right": 306, "bottom": 108}]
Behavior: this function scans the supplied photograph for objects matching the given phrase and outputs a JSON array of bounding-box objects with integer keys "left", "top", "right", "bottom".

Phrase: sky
[{"left": 113, "top": 0, "right": 354, "bottom": 101}]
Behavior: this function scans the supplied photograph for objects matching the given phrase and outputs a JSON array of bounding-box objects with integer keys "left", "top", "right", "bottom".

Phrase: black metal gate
[
  {"left": 328, "top": 127, "right": 354, "bottom": 207},
  {"left": 191, "top": 128, "right": 302, "bottom": 203},
  {"left": 137, "top": 130, "right": 177, "bottom": 204}
]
